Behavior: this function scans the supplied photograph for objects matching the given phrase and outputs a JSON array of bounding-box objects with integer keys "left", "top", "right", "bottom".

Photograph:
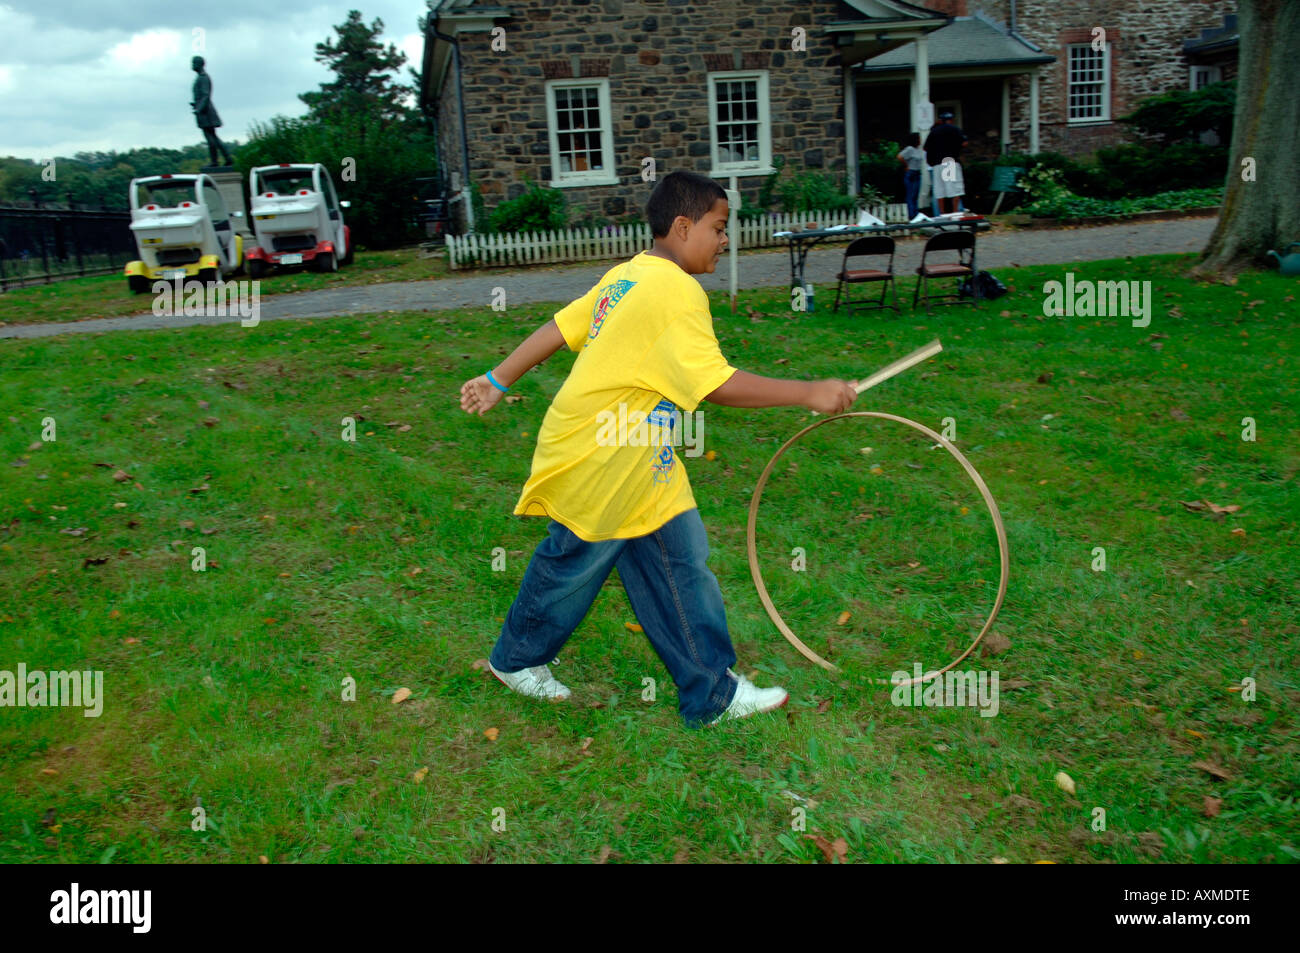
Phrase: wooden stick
[{"left": 854, "top": 339, "right": 943, "bottom": 394}]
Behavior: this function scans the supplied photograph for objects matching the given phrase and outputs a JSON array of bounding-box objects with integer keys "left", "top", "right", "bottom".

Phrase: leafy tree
[
  {"left": 299, "top": 10, "right": 415, "bottom": 124},
  {"left": 238, "top": 107, "right": 436, "bottom": 249}
]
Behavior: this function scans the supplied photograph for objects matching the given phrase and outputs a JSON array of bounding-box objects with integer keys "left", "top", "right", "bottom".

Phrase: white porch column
[
  {"left": 1001, "top": 77, "right": 1011, "bottom": 154},
  {"left": 1029, "top": 70, "right": 1040, "bottom": 154},
  {"left": 914, "top": 33, "right": 931, "bottom": 211},
  {"left": 844, "top": 66, "right": 859, "bottom": 196}
]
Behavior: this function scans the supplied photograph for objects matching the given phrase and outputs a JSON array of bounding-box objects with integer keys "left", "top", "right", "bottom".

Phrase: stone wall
[
  {"left": 974, "top": 0, "right": 1236, "bottom": 157},
  {"left": 430, "top": 0, "right": 856, "bottom": 233}
]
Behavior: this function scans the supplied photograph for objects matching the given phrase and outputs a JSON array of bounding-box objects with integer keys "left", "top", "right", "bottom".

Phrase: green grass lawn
[
  {"left": 1, "top": 253, "right": 1297, "bottom": 863},
  {"left": 0, "top": 247, "right": 450, "bottom": 326}
]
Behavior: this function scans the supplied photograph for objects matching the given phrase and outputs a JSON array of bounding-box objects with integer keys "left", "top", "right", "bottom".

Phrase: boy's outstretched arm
[
  {"left": 705, "top": 370, "right": 857, "bottom": 415},
  {"left": 460, "top": 318, "right": 566, "bottom": 416}
]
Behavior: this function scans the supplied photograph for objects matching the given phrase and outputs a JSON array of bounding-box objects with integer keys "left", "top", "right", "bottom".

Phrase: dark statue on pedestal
[{"left": 191, "top": 56, "right": 233, "bottom": 167}]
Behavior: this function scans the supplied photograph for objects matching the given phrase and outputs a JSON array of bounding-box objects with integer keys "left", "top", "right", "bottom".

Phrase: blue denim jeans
[
  {"left": 904, "top": 169, "right": 921, "bottom": 219},
  {"left": 489, "top": 508, "right": 738, "bottom": 727}
]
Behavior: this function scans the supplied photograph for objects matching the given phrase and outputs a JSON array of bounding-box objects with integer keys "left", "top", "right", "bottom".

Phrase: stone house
[{"left": 419, "top": 0, "right": 1238, "bottom": 233}]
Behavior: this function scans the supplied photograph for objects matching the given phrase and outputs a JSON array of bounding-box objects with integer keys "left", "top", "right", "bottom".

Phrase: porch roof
[{"left": 856, "top": 14, "right": 1054, "bottom": 75}]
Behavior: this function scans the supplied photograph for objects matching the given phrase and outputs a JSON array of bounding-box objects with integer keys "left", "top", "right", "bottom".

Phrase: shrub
[
  {"left": 859, "top": 141, "right": 905, "bottom": 201},
  {"left": 1120, "top": 80, "right": 1235, "bottom": 143},
  {"left": 1093, "top": 143, "right": 1228, "bottom": 197},
  {"left": 486, "top": 175, "right": 567, "bottom": 234}
]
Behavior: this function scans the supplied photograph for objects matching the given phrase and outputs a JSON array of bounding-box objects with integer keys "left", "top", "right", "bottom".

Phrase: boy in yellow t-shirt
[{"left": 460, "top": 170, "right": 857, "bottom": 727}]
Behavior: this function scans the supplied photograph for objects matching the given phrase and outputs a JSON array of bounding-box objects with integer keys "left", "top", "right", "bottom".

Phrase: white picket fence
[{"left": 445, "top": 203, "right": 909, "bottom": 270}]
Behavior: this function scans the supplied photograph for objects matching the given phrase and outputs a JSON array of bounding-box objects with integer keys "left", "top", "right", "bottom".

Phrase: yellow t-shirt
[{"left": 513, "top": 250, "right": 737, "bottom": 541}]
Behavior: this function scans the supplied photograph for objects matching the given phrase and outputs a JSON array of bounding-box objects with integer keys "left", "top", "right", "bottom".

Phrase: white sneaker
[
  {"left": 488, "top": 660, "right": 572, "bottom": 701},
  {"left": 709, "top": 670, "right": 789, "bottom": 725}
]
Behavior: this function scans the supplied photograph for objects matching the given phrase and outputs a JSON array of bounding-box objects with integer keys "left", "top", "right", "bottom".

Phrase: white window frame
[
  {"left": 545, "top": 79, "right": 618, "bottom": 188},
  {"left": 1066, "top": 42, "right": 1110, "bottom": 124},
  {"left": 1189, "top": 65, "right": 1222, "bottom": 90},
  {"left": 707, "top": 71, "right": 774, "bottom": 177}
]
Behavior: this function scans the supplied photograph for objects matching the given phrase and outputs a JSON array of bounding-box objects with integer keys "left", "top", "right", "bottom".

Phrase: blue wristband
[{"left": 485, "top": 369, "right": 508, "bottom": 393}]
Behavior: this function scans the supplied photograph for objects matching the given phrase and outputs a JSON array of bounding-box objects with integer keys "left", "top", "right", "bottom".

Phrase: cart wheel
[
  {"left": 198, "top": 268, "right": 218, "bottom": 285},
  {"left": 313, "top": 252, "right": 336, "bottom": 273},
  {"left": 128, "top": 276, "right": 151, "bottom": 295},
  {"left": 248, "top": 259, "right": 267, "bottom": 279}
]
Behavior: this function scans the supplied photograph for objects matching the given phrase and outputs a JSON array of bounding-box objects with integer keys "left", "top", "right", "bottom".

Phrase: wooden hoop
[{"left": 745, "top": 412, "right": 1009, "bottom": 686}]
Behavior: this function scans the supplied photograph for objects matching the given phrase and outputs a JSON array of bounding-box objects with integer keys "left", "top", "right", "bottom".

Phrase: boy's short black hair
[
  {"left": 646, "top": 171, "right": 728, "bottom": 239},
  {"left": 907, "top": 132, "right": 921, "bottom": 147}
]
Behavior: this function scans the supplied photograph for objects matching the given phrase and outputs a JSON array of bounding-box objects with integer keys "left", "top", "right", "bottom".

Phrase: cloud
[
  {"left": 0, "top": 1, "right": 426, "bottom": 159},
  {"left": 104, "top": 29, "right": 184, "bottom": 74}
]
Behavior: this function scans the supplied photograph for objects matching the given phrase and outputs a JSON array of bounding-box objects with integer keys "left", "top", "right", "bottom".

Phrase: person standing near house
[
  {"left": 459, "top": 170, "right": 857, "bottom": 728},
  {"left": 896, "top": 132, "right": 925, "bottom": 218},
  {"left": 923, "top": 110, "right": 967, "bottom": 214}
]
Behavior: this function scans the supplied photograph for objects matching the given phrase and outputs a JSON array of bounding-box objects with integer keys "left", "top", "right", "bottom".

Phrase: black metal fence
[{"left": 0, "top": 206, "right": 134, "bottom": 291}]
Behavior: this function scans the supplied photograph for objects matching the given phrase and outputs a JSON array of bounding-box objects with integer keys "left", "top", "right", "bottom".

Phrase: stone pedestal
[{"left": 201, "top": 166, "right": 254, "bottom": 245}]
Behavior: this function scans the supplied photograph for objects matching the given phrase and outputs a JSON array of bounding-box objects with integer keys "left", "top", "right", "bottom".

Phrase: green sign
[{"left": 991, "top": 166, "right": 1025, "bottom": 192}]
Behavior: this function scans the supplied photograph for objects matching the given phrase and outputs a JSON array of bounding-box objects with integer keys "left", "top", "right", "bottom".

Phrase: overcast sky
[{"left": 0, "top": 0, "right": 428, "bottom": 161}]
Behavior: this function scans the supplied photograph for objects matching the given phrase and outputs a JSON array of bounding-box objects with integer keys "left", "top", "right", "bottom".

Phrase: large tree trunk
[{"left": 1194, "top": 0, "right": 1300, "bottom": 278}]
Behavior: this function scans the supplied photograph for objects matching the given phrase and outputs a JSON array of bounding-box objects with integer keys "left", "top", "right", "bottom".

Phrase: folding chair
[
  {"left": 832, "top": 236, "right": 899, "bottom": 314},
  {"left": 913, "top": 229, "right": 978, "bottom": 314}
]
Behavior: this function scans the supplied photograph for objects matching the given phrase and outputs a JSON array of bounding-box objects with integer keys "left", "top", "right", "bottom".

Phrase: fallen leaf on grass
[
  {"left": 579, "top": 737, "right": 594, "bottom": 755},
  {"left": 470, "top": 658, "right": 491, "bottom": 672},
  {"left": 1203, "top": 796, "right": 1222, "bottom": 818},
  {"left": 59, "top": 527, "right": 90, "bottom": 537},
  {"left": 179, "top": 520, "right": 196, "bottom": 529},
  {"left": 625, "top": 622, "right": 643, "bottom": 633},
  {"left": 483, "top": 727, "right": 499, "bottom": 741},
  {"left": 815, "top": 698, "right": 831, "bottom": 714},
  {"left": 597, "top": 845, "right": 612, "bottom": 863},
  {"left": 836, "top": 611, "right": 851, "bottom": 625},
  {"left": 704, "top": 450, "right": 717, "bottom": 461},
  {"left": 504, "top": 395, "right": 525, "bottom": 404},
  {"left": 804, "top": 834, "right": 849, "bottom": 864},
  {"left": 111, "top": 470, "right": 130, "bottom": 483},
  {"left": 1230, "top": 528, "right": 1246, "bottom": 538},
  {"left": 1036, "top": 372, "right": 1053, "bottom": 384},
  {"left": 981, "top": 632, "right": 1012, "bottom": 656},
  {"left": 391, "top": 687, "right": 412, "bottom": 705},
  {"left": 81, "top": 556, "right": 110, "bottom": 568},
  {"left": 1054, "top": 771, "right": 1077, "bottom": 795},
  {"left": 412, "top": 767, "right": 429, "bottom": 784},
  {"left": 1191, "top": 760, "right": 1231, "bottom": 781},
  {"left": 1179, "top": 499, "right": 1240, "bottom": 517},
  {"left": 1169, "top": 408, "right": 1190, "bottom": 421}
]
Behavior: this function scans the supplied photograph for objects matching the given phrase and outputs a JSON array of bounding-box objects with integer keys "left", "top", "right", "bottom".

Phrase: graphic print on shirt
[
  {"left": 648, "top": 397, "right": 677, "bottom": 485},
  {"left": 588, "top": 279, "right": 635, "bottom": 341}
]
